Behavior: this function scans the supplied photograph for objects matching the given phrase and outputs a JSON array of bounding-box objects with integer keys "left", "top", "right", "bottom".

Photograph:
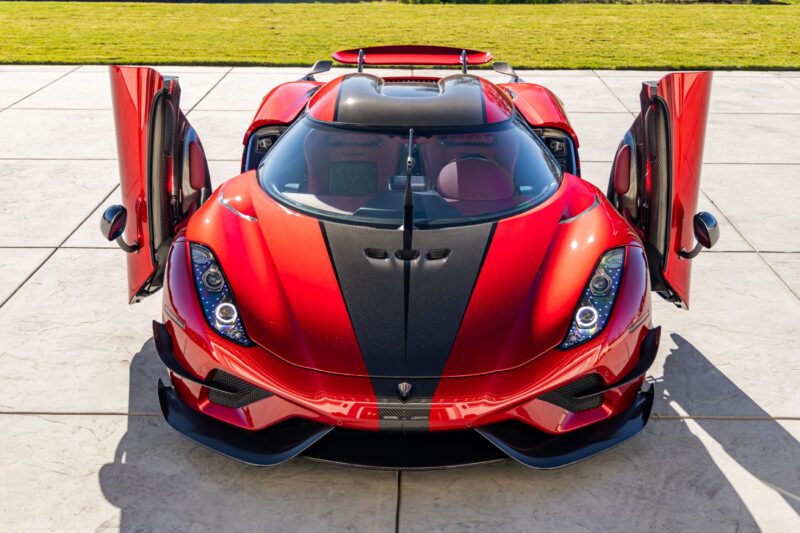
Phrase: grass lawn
[{"left": 1, "top": 2, "right": 799, "bottom": 69}]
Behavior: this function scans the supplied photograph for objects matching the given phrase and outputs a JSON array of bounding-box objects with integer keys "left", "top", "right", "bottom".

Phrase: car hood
[{"left": 186, "top": 172, "right": 635, "bottom": 378}]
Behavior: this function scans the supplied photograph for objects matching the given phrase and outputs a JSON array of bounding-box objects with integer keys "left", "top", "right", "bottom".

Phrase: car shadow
[
  {"left": 657, "top": 333, "right": 800, "bottom": 515},
  {"left": 98, "top": 334, "right": 799, "bottom": 531}
]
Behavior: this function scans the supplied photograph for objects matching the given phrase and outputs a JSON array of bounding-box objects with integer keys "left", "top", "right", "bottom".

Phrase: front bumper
[
  {"left": 159, "top": 377, "right": 653, "bottom": 469},
  {"left": 155, "top": 321, "right": 658, "bottom": 469}
]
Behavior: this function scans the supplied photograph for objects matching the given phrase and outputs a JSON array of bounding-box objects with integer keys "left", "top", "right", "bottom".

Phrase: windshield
[{"left": 257, "top": 117, "right": 561, "bottom": 228}]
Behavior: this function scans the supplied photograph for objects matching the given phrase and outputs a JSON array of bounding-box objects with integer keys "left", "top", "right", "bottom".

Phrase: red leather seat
[
  {"left": 303, "top": 131, "right": 400, "bottom": 195},
  {"left": 435, "top": 156, "right": 524, "bottom": 217}
]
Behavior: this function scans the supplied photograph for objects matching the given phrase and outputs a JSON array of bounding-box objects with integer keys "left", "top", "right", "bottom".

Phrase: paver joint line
[
  {"left": 700, "top": 189, "right": 800, "bottom": 302},
  {"left": 0, "top": 184, "right": 120, "bottom": 309},
  {"left": 0, "top": 65, "right": 81, "bottom": 113}
]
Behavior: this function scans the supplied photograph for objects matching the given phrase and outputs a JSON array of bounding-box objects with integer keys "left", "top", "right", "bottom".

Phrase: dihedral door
[
  {"left": 608, "top": 72, "right": 712, "bottom": 308},
  {"left": 109, "top": 66, "right": 212, "bottom": 302}
]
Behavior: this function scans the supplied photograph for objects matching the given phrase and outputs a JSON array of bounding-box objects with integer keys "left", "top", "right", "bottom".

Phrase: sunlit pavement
[{"left": 0, "top": 65, "right": 799, "bottom": 532}]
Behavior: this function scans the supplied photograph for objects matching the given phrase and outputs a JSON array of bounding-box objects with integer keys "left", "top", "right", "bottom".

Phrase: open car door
[
  {"left": 102, "top": 67, "right": 212, "bottom": 303},
  {"left": 608, "top": 72, "right": 716, "bottom": 309}
]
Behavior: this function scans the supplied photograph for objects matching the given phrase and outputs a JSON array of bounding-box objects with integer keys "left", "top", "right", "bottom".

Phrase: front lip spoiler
[
  {"left": 476, "top": 384, "right": 655, "bottom": 469},
  {"left": 158, "top": 381, "right": 332, "bottom": 467}
]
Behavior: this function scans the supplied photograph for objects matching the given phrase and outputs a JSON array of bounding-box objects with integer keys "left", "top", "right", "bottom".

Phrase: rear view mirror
[
  {"left": 100, "top": 204, "right": 138, "bottom": 253},
  {"left": 492, "top": 62, "right": 521, "bottom": 83},
  {"left": 303, "top": 60, "right": 332, "bottom": 81},
  {"left": 680, "top": 211, "right": 719, "bottom": 259}
]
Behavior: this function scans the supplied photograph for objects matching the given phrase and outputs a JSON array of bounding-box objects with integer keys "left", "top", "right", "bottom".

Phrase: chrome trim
[
  {"left": 559, "top": 195, "right": 599, "bottom": 224},
  {"left": 218, "top": 192, "right": 257, "bottom": 222},
  {"left": 164, "top": 306, "right": 186, "bottom": 330}
]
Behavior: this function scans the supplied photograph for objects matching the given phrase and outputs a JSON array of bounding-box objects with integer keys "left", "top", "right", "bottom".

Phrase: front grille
[
  {"left": 207, "top": 370, "right": 272, "bottom": 408},
  {"left": 538, "top": 374, "right": 604, "bottom": 412}
]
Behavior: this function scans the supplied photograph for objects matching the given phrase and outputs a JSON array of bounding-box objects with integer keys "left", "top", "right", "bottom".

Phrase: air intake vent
[
  {"left": 207, "top": 370, "right": 272, "bottom": 408},
  {"left": 538, "top": 373, "right": 604, "bottom": 412}
]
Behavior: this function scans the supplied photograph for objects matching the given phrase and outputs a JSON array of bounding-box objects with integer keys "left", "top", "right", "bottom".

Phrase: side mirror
[
  {"left": 492, "top": 62, "right": 521, "bottom": 83},
  {"left": 100, "top": 205, "right": 138, "bottom": 253},
  {"left": 680, "top": 211, "right": 719, "bottom": 259},
  {"left": 302, "top": 60, "right": 332, "bottom": 81},
  {"left": 693, "top": 211, "right": 720, "bottom": 249}
]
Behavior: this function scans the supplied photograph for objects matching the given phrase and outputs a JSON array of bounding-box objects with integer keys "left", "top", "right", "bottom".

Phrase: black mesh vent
[
  {"left": 538, "top": 374, "right": 604, "bottom": 412},
  {"left": 377, "top": 398, "right": 432, "bottom": 430},
  {"left": 207, "top": 370, "right": 272, "bottom": 408}
]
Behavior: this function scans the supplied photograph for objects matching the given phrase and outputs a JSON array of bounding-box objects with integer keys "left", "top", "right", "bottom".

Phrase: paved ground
[{"left": 0, "top": 65, "right": 798, "bottom": 532}]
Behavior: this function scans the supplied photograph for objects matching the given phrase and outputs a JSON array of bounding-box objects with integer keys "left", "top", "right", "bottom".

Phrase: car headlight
[
  {"left": 560, "top": 247, "right": 625, "bottom": 349},
  {"left": 189, "top": 243, "right": 253, "bottom": 346}
]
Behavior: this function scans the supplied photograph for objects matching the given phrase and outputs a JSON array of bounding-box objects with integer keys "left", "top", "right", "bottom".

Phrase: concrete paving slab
[
  {"left": 64, "top": 186, "right": 121, "bottom": 249},
  {"left": 194, "top": 71, "right": 302, "bottom": 112},
  {"left": 517, "top": 76, "right": 629, "bottom": 113},
  {"left": 704, "top": 114, "right": 800, "bottom": 165},
  {"left": 710, "top": 76, "right": 800, "bottom": 114},
  {"left": 398, "top": 420, "right": 800, "bottom": 532},
  {"left": 0, "top": 159, "right": 117, "bottom": 247},
  {"left": 762, "top": 253, "right": 800, "bottom": 297},
  {"left": 14, "top": 70, "right": 228, "bottom": 111},
  {"left": 567, "top": 112, "right": 635, "bottom": 162},
  {"left": 517, "top": 70, "right": 596, "bottom": 78},
  {"left": 701, "top": 164, "right": 800, "bottom": 252},
  {"left": 0, "top": 109, "right": 116, "bottom": 159},
  {"left": 0, "top": 248, "right": 51, "bottom": 304},
  {"left": 0, "top": 414, "right": 398, "bottom": 532},
  {"left": 0, "top": 249, "right": 162, "bottom": 413},
  {"left": 648, "top": 252, "right": 800, "bottom": 418},
  {"left": 597, "top": 74, "right": 656, "bottom": 114},
  {"left": 0, "top": 70, "right": 67, "bottom": 108},
  {"left": 185, "top": 110, "right": 253, "bottom": 161}
]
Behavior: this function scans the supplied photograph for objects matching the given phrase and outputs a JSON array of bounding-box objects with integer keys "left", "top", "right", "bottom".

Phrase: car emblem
[{"left": 397, "top": 382, "right": 412, "bottom": 402}]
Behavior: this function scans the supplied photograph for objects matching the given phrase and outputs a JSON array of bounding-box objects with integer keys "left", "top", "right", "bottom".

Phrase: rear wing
[{"left": 332, "top": 45, "right": 493, "bottom": 71}]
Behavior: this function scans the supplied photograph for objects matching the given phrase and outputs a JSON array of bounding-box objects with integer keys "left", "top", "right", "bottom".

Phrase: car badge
[{"left": 397, "top": 382, "right": 412, "bottom": 402}]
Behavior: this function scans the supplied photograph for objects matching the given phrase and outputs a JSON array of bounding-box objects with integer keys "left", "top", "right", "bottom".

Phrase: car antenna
[
  {"left": 398, "top": 128, "right": 418, "bottom": 260},
  {"left": 460, "top": 50, "right": 468, "bottom": 74}
]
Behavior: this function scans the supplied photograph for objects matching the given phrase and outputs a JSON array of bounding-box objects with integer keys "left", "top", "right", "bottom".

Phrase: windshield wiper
[{"left": 397, "top": 128, "right": 419, "bottom": 260}]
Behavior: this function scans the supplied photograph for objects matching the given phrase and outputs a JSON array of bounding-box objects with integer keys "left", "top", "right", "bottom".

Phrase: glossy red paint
[
  {"left": 184, "top": 173, "right": 368, "bottom": 377},
  {"left": 163, "top": 235, "right": 380, "bottom": 431},
  {"left": 655, "top": 71, "right": 713, "bottom": 308},
  {"left": 162, "top": 203, "right": 649, "bottom": 433},
  {"left": 501, "top": 82, "right": 578, "bottom": 147},
  {"left": 109, "top": 66, "right": 165, "bottom": 301},
  {"left": 244, "top": 80, "right": 322, "bottom": 142},
  {"left": 442, "top": 174, "right": 637, "bottom": 376},
  {"left": 306, "top": 76, "right": 341, "bottom": 122},
  {"left": 333, "top": 45, "right": 492, "bottom": 66}
]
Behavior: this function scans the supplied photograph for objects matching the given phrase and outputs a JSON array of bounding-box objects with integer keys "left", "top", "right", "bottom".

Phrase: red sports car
[{"left": 101, "top": 45, "right": 718, "bottom": 469}]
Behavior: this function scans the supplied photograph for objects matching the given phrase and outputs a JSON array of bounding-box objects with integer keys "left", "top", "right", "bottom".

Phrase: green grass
[{"left": 1, "top": 2, "right": 799, "bottom": 69}]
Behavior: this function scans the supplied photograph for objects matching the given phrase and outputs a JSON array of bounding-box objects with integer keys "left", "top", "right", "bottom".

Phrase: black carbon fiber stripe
[
  {"left": 322, "top": 221, "right": 494, "bottom": 428},
  {"left": 322, "top": 222, "right": 406, "bottom": 378},
  {"left": 405, "top": 223, "right": 494, "bottom": 376}
]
